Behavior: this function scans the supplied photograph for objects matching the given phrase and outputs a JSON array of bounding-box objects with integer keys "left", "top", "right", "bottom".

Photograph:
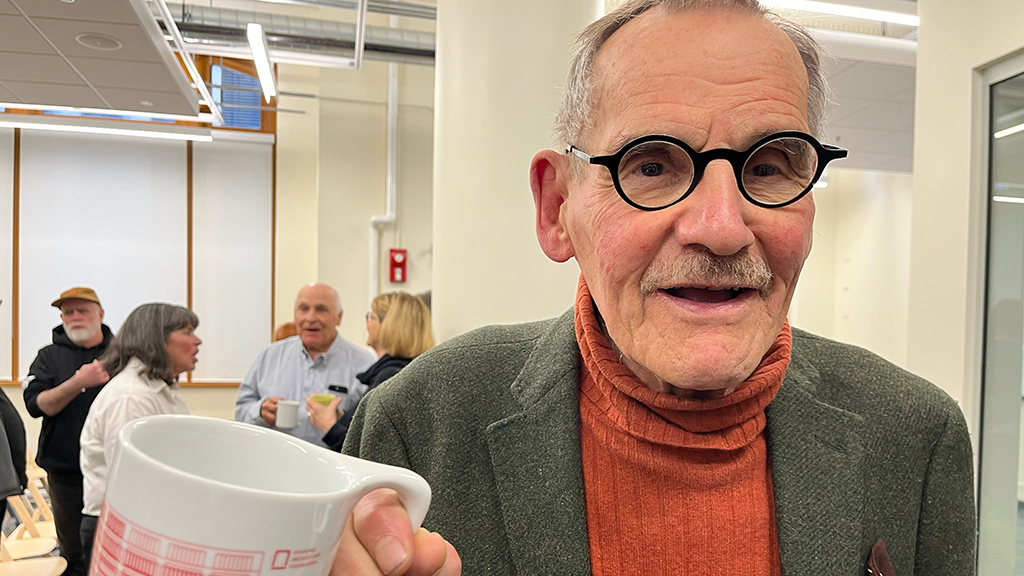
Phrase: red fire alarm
[{"left": 389, "top": 249, "right": 407, "bottom": 283}]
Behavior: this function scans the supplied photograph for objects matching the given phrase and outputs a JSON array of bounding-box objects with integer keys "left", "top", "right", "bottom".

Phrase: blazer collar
[
  {"left": 485, "top": 308, "right": 592, "bottom": 576},
  {"left": 767, "top": 339, "right": 867, "bottom": 575}
]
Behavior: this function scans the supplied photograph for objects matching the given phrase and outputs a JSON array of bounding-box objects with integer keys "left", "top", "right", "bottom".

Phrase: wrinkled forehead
[{"left": 588, "top": 8, "right": 810, "bottom": 149}]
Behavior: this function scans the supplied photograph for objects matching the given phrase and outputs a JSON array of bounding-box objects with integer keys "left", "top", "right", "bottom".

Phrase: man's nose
[{"left": 670, "top": 160, "right": 755, "bottom": 255}]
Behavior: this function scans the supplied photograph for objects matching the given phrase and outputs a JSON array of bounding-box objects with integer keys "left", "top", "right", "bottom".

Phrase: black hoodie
[
  {"left": 23, "top": 324, "right": 113, "bottom": 474},
  {"left": 322, "top": 354, "right": 412, "bottom": 451}
]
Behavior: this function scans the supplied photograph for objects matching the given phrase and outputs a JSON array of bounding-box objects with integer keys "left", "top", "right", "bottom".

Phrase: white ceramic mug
[
  {"left": 89, "top": 415, "right": 431, "bottom": 576},
  {"left": 276, "top": 400, "right": 300, "bottom": 429}
]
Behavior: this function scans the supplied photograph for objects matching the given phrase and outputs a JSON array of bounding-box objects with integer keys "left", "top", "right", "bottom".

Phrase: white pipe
[{"left": 369, "top": 15, "right": 400, "bottom": 302}]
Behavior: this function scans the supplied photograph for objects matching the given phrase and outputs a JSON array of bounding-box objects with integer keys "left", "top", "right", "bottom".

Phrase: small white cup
[
  {"left": 90, "top": 415, "right": 431, "bottom": 576},
  {"left": 276, "top": 400, "right": 299, "bottom": 429}
]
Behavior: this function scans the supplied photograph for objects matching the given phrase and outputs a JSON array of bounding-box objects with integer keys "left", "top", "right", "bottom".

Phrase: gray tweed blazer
[{"left": 343, "top": 309, "right": 976, "bottom": 576}]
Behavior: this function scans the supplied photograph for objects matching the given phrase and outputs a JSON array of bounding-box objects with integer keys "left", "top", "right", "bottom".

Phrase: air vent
[{"left": 75, "top": 33, "right": 123, "bottom": 51}]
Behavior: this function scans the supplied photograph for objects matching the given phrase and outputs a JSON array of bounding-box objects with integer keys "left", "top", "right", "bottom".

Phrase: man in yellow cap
[{"left": 23, "top": 287, "right": 112, "bottom": 576}]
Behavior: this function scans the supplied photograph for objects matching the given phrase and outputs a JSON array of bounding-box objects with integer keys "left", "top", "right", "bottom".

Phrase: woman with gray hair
[{"left": 77, "top": 303, "right": 201, "bottom": 571}]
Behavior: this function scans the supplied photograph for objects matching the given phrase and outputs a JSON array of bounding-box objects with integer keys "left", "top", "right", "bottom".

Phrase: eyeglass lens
[{"left": 615, "top": 136, "right": 820, "bottom": 208}]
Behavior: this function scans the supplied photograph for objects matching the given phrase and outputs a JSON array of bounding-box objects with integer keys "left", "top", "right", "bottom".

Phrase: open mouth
[{"left": 662, "top": 286, "right": 753, "bottom": 304}]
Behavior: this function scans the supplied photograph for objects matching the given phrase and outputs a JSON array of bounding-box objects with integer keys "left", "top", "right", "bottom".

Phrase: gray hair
[
  {"left": 101, "top": 303, "right": 199, "bottom": 384},
  {"left": 554, "top": 0, "right": 827, "bottom": 153}
]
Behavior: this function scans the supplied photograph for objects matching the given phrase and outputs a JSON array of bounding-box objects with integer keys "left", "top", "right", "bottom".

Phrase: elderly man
[
  {"left": 235, "top": 283, "right": 375, "bottom": 446},
  {"left": 23, "top": 287, "right": 112, "bottom": 576},
  {"left": 332, "top": 1, "right": 976, "bottom": 575}
]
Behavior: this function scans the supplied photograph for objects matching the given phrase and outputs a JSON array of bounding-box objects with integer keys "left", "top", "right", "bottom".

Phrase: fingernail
[{"left": 375, "top": 535, "right": 408, "bottom": 575}]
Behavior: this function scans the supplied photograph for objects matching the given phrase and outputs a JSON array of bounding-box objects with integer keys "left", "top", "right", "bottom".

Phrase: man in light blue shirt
[{"left": 235, "top": 283, "right": 375, "bottom": 446}]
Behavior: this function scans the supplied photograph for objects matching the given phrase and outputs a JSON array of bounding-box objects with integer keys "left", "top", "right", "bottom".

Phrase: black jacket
[
  {"left": 323, "top": 354, "right": 410, "bottom": 451},
  {"left": 0, "top": 388, "right": 27, "bottom": 489},
  {"left": 23, "top": 325, "right": 113, "bottom": 474}
]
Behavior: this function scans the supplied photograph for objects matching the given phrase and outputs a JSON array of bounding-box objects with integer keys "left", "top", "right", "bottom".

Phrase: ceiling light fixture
[
  {"left": 993, "top": 196, "right": 1024, "bottom": 205},
  {"left": 759, "top": 0, "right": 920, "bottom": 27},
  {"left": 0, "top": 115, "right": 213, "bottom": 142},
  {"left": 247, "top": 23, "right": 277, "bottom": 103},
  {"left": 995, "top": 123, "right": 1024, "bottom": 139}
]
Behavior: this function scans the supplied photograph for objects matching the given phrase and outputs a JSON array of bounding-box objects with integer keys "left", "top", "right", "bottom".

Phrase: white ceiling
[
  {"left": 823, "top": 58, "right": 916, "bottom": 173},
  {"left": 0, "top": 0, "right": 199, "bottom": 116}
]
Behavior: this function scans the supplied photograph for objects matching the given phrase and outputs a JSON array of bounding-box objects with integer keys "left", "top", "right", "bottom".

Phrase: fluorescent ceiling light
[
  {"left": 995, "top": 123, "right": 1024, "bottom": 139},
  {"left": 993, "top": 196, "right": 1024, "bottom": 205},
  {"left": 0, "top": 115, "right": 212, "bottom": 142},
  {"left": 247, "top": 23, "right": 277, "bottom": 103},
  {"left": 760, "top": 0, "right": 920, "bottom": 27}
]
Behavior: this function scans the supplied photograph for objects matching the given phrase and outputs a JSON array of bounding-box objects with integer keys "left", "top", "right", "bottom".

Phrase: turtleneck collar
[{"left": 574, "top": 275, "right": 791, "bottom": 450}]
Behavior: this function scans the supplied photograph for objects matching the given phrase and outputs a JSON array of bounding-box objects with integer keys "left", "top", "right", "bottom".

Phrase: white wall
[
  {"left": 791, "top": 169, "right": 914, "bottom": 368},
  {"left": 275, "top": 60, "right": 435, "bottom": 347},
  {"left": 907, "top": 0, "right": 1024, "bottom": 414},
  {"left": 18, "top": 131, "right": 189, "bottom": 373},
  {"left": 431, "top": 0, "right": 598, "bottom": 341}
]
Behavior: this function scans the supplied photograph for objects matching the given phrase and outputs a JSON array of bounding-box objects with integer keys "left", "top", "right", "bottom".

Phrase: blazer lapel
[
  {"left": 485, "top": 310, "right": 592, "bottom": 576},
  {"left": 767, "top": 349, "right": 866, "bottom": 576}
]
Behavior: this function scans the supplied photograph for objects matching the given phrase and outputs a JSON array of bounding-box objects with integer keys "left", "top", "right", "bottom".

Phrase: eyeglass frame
[{"left": 566, "top": 130, "right": 848, "bottom": 211}]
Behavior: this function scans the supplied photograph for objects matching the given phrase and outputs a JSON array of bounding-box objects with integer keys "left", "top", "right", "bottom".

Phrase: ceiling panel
[
  {"left": 828, "top": 62, "right": 916, "bottom": 101},
  {"left": 0, "top": 15, "right": 55, "bottom": 54},
  {"left": 0, "top": 52, "right": 82, "bottom": 84},
  {"left": 0, "top": 81, "right": 22, "bottom": 102},
  {"left": 0, "top": 81, "right": 106, "bottom": 108},
  {"left": 68, "top": 57, "right": 181, "bottom": 92},
  {"left": 99, "top": 87, "right": 199, "bottom": 115},
  {"left": 833, "top": 101, "right": 915, "bottom": 132},
  {"left": 889, "top": 86, "right": 915, "bottom": 104},
  {"left": 0, "top": 0, "right": 19, "bottom": 15},
  {"left": 828, "top": 97, "right": 877, "bottom": 124},
  {"left": 869, "top": 132, "right": 915, "bottom": 156},
  {"left": 12, "top": 0, "right": 140, "bottom": 25},
  {"left": 32, "top": 18, "right": 162, "bottom": 63}
]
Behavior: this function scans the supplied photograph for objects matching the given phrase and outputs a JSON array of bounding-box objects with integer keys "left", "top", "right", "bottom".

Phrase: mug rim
[{"left": 118, "top": 414, "right": 360, "bottom": 501}]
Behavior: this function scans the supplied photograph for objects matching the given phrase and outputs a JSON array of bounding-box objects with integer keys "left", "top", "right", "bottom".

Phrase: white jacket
[{"left": 80, "top": 357, "right": 189, "bottom": 515}]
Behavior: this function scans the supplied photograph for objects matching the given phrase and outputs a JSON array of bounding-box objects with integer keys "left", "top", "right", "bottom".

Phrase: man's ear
[{"left": 530, "top": 149, "right": 575, "bottom": 263}]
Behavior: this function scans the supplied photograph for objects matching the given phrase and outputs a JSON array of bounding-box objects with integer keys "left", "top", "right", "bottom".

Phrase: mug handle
[{"left": 353, "top": 462, "right": 432, "bottom": 530}]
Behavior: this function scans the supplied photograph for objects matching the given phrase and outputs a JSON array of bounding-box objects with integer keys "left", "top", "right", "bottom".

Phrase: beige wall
[
  {"left": 791, "top": 170, "right": 914, "bottom": 369},
  {"left": 431, "top": 0, "right": 599, "bottom": 341},
  {"left": 907, "top": 0, "right": 1024, "bottom": 424},
  {"left": 275, "top": 60, "right": 435, "bottom": 346}
]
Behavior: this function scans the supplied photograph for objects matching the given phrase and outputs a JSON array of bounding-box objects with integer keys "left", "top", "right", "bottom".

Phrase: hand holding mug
[
  {"left": 330, "top": 489, "right": 461, "bottom": 576},
  {"left": 261, "top": 396, "right": 285, "bottom": 426},
  {"left": 306, "top": 396, "right": 342, "bottom": 433}
]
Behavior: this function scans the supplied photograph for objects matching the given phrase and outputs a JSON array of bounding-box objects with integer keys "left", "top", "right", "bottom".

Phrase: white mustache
[{"left": 640, "top": 249, "right": 774, "bottom": 298}]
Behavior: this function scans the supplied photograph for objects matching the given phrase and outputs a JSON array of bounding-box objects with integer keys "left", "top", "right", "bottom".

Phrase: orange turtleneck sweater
[{"left": 576, "top": 278, "right": 791, "bottom": 576}]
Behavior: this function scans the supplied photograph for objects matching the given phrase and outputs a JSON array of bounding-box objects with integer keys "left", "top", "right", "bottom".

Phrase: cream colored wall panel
[
  {"left": 431, "top": 0, "right": 598, "bottom": 341},
  {"left": 18, "top": 131, "right": 188, "bottom": 376},
  {"left": 0, "top": 129, "right": 12, "bottom": 381},
  {"left": 191, "top": 140, "right": 273, "bottom": 382},
  {"left": 275, "top": 64, "right": 321, "bottom": 329}
]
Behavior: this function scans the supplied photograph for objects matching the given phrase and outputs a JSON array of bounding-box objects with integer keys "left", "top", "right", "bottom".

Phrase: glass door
[{"left": 979, "top": 64, "right": 1024, "bottom": 576}]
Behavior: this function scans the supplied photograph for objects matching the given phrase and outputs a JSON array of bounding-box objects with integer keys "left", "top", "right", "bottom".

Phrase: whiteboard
[
  {"left": 18, "top": 131, "right": 188, "bottom": 375},
  {"left": 191, "top": 139, "right": 273, "bottom": 382},
  {"left": 0, "top": 129, "right": 12, "bottom": 381}
]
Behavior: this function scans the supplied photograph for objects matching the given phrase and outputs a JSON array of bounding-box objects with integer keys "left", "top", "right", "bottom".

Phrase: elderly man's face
[
  {"left": 294, "top": 284, "right": 342, "bottom": 353},
  {"left": 533, "top": 9, "right": 814, "bottom": 393},
  {"left": 60, "top": 299, "right": 103, "bottom": 347}
]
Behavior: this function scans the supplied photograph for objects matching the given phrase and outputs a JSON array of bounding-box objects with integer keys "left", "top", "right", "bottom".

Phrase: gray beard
[{"left": 65, "top": 326, "right": 98, "bottom": 346}]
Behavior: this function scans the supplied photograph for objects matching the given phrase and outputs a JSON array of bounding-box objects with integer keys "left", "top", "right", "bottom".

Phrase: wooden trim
[
  {"left": 0, "top": 381, "right": 18, "bottom": 387},
  {"left": 186, "top": 140, "right": 193, "bottom": 385},
  {"left": 178, "top": 381, "right": 240, "bottom": 388},
  {"left": 11, "top": 128, "right": 19, "bottom": 383}
]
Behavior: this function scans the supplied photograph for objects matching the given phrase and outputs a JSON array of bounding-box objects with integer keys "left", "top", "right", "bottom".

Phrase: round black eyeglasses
[{"left": 567, "top": 131, "right": 848, "bottom": 211}]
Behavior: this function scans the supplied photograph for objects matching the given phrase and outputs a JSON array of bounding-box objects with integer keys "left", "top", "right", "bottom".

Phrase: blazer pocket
[{"left": 867, "top": 538, "right": 897, "bottom": 576}]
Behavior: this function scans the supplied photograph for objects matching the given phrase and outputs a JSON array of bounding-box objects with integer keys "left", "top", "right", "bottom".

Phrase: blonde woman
[{"left": 307, "top": 292, "right": 434, "bottom": 450}]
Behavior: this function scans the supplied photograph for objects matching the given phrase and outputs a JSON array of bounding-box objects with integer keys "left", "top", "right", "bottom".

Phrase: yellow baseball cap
[{"left": 51, "top": 287, "right": 102, "bottom": 308}]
